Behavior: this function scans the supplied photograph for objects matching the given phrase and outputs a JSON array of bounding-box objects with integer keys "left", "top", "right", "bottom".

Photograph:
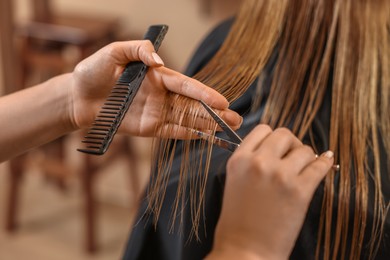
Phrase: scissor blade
[
  {"left": 200, "top": 100, "right": 243, "bottom": 144},
  {"left": 190, "top": 129, "right": 239, "bottom": 152}
]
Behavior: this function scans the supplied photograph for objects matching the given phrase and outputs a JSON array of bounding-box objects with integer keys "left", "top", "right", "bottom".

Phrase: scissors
[
  {"left": 193, "top": 100, "right": 340, "bottom": 171},
  {"left": 190, "top": 100, "right": 242, "bottom": 152}
]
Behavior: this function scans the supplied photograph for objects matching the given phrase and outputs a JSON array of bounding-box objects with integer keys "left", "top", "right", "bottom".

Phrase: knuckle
[
  {"left": 180, "top": 79, "right": 191, "bottom": 94},
  {"left": 252, "top": 156, "right": 273, "bottom": 177},
  {"left": 139, "top": 40, "right": 154, "bottom": 59},
  {"left": 141, "top": 39, "right": 153, "bottom": 48},
  {"left": 305, "top": 159, "right": 331, "bottom": 175},
  {"left": 135, "top": 43, "right": 143, "bottom": 59},
  {"left": 274, "top": 127, "right": 292, "bottom": 136},
  {"left": 105, "top": 42, "right": 118, "bottom": 55},
  {"left": 228, "top": 153, "right": 271, "bottom": 177},
  {"left": 275, "top": 127, "right": 302, "bottom": 146},
  {"left": 254, "top": 124, "right": 273, "bottom": 134},
  {"left": 258, "top": 124, "right": 272, "bottom": 132},
  {"left": 302, "top": 145, "right": 315, "bottom": 156},
  {"left": 307, "top": 159, "right": 330, "bottom": 174},
  {"left": 74, "top": 61, "right": 87, "bottom": 75}
]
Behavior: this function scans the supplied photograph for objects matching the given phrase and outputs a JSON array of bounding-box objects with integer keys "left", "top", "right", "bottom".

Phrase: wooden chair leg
[
  {"left": 124, "top": 138, "right": 142, "bottom": 203},
  {"left": 5, "top": 155, "right": 27, "bottom": 231},
  {"left": 82, "top": 155, "right": 98, "bottom": 253},
  {"left": 41, "top": 137, "right": 68, "bottom": 191}
]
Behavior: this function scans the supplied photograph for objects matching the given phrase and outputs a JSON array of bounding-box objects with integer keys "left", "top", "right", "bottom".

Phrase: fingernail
[
  {"left": 322, "top": 150, "right": 334, "bottom": 159},
  {"left": 152, "top": 52, "right": 164, "bottom": 65}
]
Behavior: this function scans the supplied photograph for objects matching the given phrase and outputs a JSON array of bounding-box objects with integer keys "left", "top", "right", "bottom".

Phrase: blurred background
[{"left": 0, "top": 0, "right": 242, "bottom": 259}]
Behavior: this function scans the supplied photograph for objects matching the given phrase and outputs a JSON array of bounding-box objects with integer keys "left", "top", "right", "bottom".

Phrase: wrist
[
  {"left": 205, "top": 247, "right": 265, "bottom": 260},
  {"left": 45, "top": 73, "right": 79, "bottom": 133}
]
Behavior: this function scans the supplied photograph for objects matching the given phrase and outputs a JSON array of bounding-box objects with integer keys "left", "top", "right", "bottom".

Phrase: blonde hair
[{"left": 148, "top": 0, "right": 390, "bottom": 259}]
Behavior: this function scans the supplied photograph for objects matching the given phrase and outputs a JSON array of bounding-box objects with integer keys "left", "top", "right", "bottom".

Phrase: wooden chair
[
  {"left": 3, "top": 0, "right": 140, "bottom": 253},
  {"left": 18, "top": 0, "right": 119, "bottom": 85}
]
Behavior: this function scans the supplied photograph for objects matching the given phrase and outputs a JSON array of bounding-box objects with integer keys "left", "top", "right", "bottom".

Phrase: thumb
[{"left": 121, "top": 40, "right": 164, "bottom": 67}]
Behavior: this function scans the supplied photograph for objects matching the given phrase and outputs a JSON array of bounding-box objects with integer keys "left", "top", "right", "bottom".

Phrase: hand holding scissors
[{"left": 199, "top": 103, "right": 338, "bottom": 259}]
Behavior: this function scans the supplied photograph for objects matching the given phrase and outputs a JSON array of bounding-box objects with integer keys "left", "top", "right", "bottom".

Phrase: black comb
[{"left": 77, "top": 24, "right": 169, "bottom": 155}]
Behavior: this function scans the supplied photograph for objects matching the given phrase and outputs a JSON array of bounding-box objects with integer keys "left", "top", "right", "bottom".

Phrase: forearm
[{"left": 0, "top": 73, "right": 76, "bottom": 162}]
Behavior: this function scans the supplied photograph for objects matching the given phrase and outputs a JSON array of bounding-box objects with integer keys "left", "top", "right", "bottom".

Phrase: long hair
[{"left": 147, "top": 0, "right": 390, "bottom": 259}]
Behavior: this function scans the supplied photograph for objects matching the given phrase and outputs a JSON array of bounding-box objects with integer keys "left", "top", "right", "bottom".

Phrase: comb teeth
[
  {"left": 78, "top": 24, "right": 168, "bottom": 155},
  {"left": 77, "top": 99, "right": 127, "bottom": 155}
]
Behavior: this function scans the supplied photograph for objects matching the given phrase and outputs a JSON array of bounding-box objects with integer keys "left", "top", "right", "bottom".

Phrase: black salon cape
[{"left": 123, "top": 18, "right": 390, "bottom": 260}]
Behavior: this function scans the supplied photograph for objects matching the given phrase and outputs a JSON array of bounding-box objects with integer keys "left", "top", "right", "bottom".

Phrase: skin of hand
[
  {"left": 70, "top": 40, "right": 242, "bottom": 138},
  {"left": 206, "top": 125, "right": 334, "bottom": 260}
]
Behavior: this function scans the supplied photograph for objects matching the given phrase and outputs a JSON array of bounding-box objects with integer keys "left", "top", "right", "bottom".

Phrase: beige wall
[{"left": 0, "top": 0, "right": 242, "bottom": 94}]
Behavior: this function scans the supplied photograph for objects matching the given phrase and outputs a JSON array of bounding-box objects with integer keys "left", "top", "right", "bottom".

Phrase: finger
[
  {"left": 298, "top": 151, "right": 334, "bottom": 194},
  {"left": 167, "top": 105, "right": 242, "bottom": 133},
  {"left": 256, "top": 127, "right": 302, "bottom": 158},
  {"left": 173, "top": 107, "right": 242, "bottom": 131},
  {"left": 281, "top": 145, "right": 316, "bottom": 175},
  {"left": 238, "top": 124, "right": 273, "bottom": 151},
  {"left": 158, "top": 67, "right": 229, "bottom": 110},
  {"left": 109, "top": 40, "right": 165, "bottom": 67},
  {"left": 213, "top": 109, "right": 243, "bottom": 130}
]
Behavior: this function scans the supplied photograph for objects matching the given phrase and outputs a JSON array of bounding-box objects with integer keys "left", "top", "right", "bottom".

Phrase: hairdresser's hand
[
  {"left": 207, "top": 125, "right": 334, "bottom": 260},
  {"left": 70, "top": 40, "right": 242, "bottom": 137}
]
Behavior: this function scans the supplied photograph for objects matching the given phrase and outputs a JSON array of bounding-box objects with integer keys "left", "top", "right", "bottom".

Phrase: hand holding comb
[{"left": 77, "top": 24, "right": 168, "bottom": 155}]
